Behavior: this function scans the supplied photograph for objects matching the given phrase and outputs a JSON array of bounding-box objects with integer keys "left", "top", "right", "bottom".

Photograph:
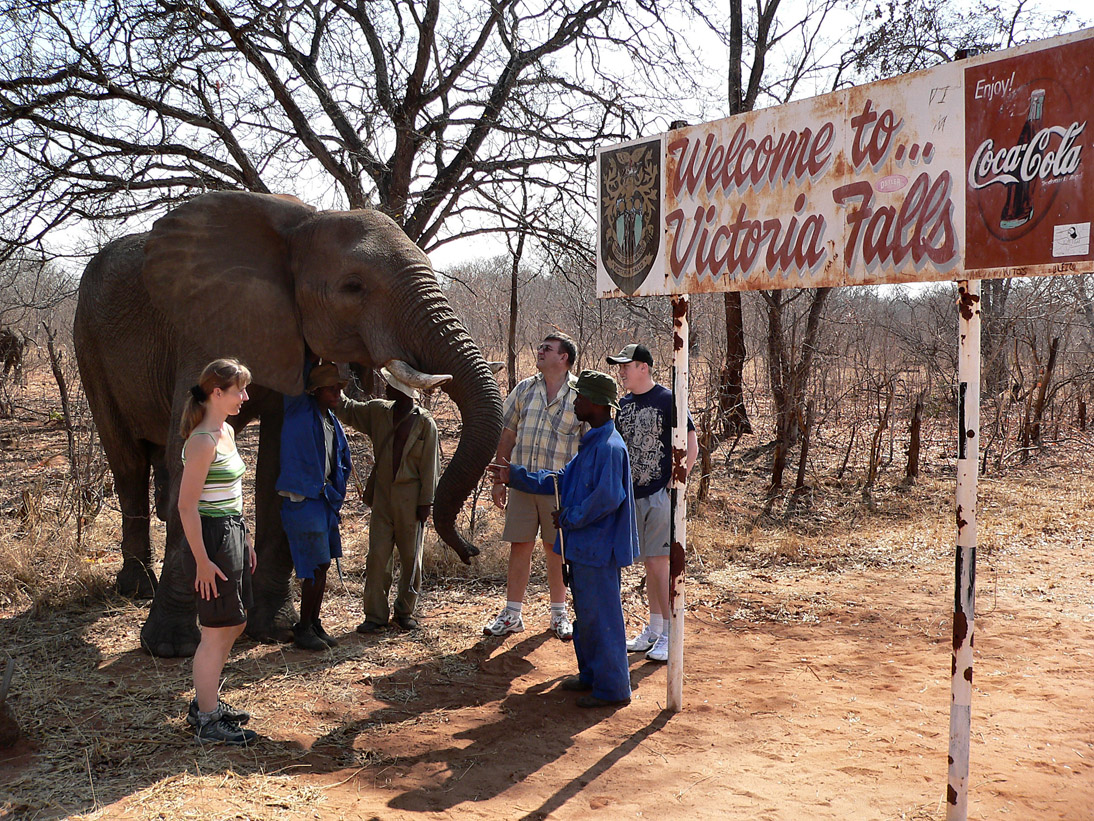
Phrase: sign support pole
[
  {"left": 668, "top": 295, "right": 689, "bottom": 712},
  {"left": 948, "top": 280, "right": 980, "bottom": 820}
]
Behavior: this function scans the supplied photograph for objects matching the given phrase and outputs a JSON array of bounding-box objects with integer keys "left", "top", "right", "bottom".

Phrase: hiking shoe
[
  {"left": 627, "top": 624, "right": 659, "bottom": 653},
  {"left": 186, "top": 698, "right": 250, "bottom": 728},
  {"left": 356, "top": 620, "right": 387, "bottom": 634},
  {"left": 312, "top": 619, "right": 338, "bottom": 648},
  {"left": 293, "top": 621, "right": 328, "bottom": 651},
  {"left": 483, "top": 609, "right": 524, "bottom": 636},
  {"left": 550, "top": 612, "right": 573, "bottom": 641},
  {"left": 194, "top": 716, "right": 258, "bottom": 746},
  {"left": 645, "top": 632, "right": 669, "bottom": 662}
]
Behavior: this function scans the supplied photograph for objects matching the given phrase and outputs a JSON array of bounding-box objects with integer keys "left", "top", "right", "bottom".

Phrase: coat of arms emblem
[{"left": 599, "top": 140, "right": 661, "bottom": 295}]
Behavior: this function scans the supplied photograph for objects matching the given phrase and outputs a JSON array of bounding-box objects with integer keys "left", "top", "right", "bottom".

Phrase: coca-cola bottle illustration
[{"left": 1000, "top": 88, "right": 1045, "bottom": 229}]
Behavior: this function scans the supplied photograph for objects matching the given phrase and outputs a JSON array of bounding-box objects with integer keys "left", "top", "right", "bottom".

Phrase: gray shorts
[
  {"left": 502, "top": 487, "right": 558, "bottom": 545},
  {"left": 635, "top": 487, "right": 671, "bottom": 558}
]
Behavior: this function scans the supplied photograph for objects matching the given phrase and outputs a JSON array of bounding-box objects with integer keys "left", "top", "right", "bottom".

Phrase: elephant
[
  {"left": 0, "top": 328, "right": 27, "bottom": 383},
  {"left": 74, "top": 191, "right": 503, "bottom": 657}
]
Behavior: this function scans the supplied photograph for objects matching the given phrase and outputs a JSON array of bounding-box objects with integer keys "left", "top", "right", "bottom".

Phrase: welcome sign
[{"left": 596, "top": 28, "right": 1094, "bottom": 297}]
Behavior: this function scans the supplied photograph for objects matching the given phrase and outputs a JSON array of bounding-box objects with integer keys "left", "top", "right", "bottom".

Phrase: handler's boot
[
  {"left": 312, "top": 619, "right": 338, "bottom": 648},
  {"left": 293, "top": 621, "right": 328, "bottom": 651}
]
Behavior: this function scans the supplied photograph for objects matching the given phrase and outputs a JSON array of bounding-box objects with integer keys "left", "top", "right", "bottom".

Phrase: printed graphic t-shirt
[{"left": 616, "top": 384, "right": 694, "bottom": 499}]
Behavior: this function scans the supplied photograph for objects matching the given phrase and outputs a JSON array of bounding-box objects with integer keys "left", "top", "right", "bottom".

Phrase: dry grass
[{"left": 3, "top": 362, "right": 1094, "bottom": 819}]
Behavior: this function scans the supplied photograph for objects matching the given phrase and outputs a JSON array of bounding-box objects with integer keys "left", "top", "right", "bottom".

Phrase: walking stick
[
  {"left": 551, "top": 473, "right": 570, "bottom": 588},
  {"left": 410, "top": 520, "right": 424, "bottom": 598}
]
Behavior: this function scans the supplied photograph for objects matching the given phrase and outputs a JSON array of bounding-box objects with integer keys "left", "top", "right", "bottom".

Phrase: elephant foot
[
  {"left": 140, "top": 606, "right": 200, "bottom": 658},
  {"left": 116, "top": 560, "right": 158, "bottom": 599},
  {"left": 245, "top": 596, "right": 297, "bottom": 644}
]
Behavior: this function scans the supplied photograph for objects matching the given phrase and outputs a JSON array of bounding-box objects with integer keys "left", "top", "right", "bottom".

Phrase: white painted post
[
  {"left": 948, "top": 279, "right": 980, "bottom": 820},
  {"left": 668, "top": 295, "right": 689, "bottom": 712}
]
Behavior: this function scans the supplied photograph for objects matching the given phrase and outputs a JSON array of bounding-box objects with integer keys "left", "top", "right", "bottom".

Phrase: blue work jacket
[
  {"left": 276, "top": 392, "right": 353, "bottom": 509},
  {"left": 509, "top": 420, "right": 639, "bottom": 569}
]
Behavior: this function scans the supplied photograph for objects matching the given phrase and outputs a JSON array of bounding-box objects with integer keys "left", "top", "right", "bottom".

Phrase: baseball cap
[{"left": 605, "top": 343, "right": 654, "bottom": 367}]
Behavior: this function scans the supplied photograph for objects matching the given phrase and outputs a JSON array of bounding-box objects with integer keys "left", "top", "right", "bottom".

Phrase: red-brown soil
[{"left": 1, "top": 369, "right": 1092, "bottom": 819}]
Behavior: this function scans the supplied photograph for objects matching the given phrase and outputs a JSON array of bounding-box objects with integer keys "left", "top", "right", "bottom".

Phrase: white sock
[
  {"left": 506, "top": 601, "right": 523, "bottom": 615},
  {"left": 550, "top": 602, "right": 566, "bottom": 617},
  {"left": 649, "top": 614, "right": 664, "bottom": 635}
]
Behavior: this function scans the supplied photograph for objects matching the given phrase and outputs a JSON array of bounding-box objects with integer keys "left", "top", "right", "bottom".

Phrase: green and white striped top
[{"left": 183, "top": 430, "right": 245, "bottom": 517}]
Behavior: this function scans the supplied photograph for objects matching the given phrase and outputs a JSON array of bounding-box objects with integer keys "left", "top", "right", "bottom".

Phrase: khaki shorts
[
  {"left": 635, "top": 487, "right": 671, "bottom": 558},
  {"left": 502, "top": 487, "right": 558, "bottom": 545}
]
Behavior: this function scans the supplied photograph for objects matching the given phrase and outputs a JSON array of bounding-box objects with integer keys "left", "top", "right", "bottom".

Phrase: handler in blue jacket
[
  {"left": 277, "top": 361, "right": 353, "bottom": 651},
  {"left": 489, "top": 370, "right": 639, "bottom": 707}
]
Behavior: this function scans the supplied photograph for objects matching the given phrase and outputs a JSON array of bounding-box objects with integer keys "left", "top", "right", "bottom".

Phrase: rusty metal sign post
[
  {"left": 949, "top": 280, "right": 981, "bottom": 818},
  {"left": 667, "top": 295, "right": 689, "bottom": 711},
  {"left": 595, "top": 27, "right": 1094, "bottom": 820}
]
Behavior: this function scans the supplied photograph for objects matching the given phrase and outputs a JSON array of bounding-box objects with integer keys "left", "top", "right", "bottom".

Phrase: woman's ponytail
[{"left": 178, "top": 358, "right": 253, "bottom": 438}]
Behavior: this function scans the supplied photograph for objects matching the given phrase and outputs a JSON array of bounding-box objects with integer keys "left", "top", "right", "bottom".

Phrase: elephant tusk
[
  {"left": 384, "top": 359, "right": 453, "bottom": 391},
  {"left": 487, "top": 361, "right": 504, "bottom": 374}
]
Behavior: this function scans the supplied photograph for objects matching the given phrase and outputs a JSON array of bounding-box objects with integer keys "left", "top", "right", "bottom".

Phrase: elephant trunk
[{"left": 395, "top": 276, "right": 503, "bottom": 563}]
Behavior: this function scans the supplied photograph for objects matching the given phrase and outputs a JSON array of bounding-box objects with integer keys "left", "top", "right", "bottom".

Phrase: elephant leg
[
  {"left": 151, "top": 446, "right": 169, "bottom": 522},
  {"left": 246, "top": 396, "right": 297, "bottom": 643},
  {"left": 140, "top": 384, "right": 200, "bottom": 657},
  {"left": 140, "top": 521, "right": 200, "bottom": 658},
  {"left": 112, "top": 441, "right": 158, "bottom": 599}
]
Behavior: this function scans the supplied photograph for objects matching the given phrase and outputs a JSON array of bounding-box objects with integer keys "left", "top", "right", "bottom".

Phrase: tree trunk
[
  {"left": 719, "top": 292, "right": 752, "bottom": 436},
  {"left": 790, "top": 399, "right": 814, "bottom": 510},
  {"left": 1029, "top": 336, "right": 1060, "bottom": 446},
  {"left": 696, "top": 410, "right": 715, "bottom": 506},
  {"left": 506, "top": 228, "right": 525, "bottom": 393},
  {"left": 864, "top": 379, "right": 895, "bottom": 499},
  {"left": 902, "top": 390, "right": 924, "bottom": 486},
  {"left": 765, "top": 287, "right": 830, "bottom": 491}
]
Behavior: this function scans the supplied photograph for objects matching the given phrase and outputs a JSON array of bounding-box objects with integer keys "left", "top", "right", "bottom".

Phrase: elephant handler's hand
[
  {"left": 247, "top": 540, "right": 258, "bottom": 574},
  {"left": 195, "top": 558, "right": 227, "bottom": 600}
]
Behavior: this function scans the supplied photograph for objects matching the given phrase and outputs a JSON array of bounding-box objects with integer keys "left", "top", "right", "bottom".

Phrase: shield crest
[{"left": 599, "top": 140, "right": 661, "bottom": 295}]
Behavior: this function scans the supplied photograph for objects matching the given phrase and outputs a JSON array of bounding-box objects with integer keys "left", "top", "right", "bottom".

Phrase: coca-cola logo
[{"left": 968, "top": 122, "right": 1086, "bottom": 189}]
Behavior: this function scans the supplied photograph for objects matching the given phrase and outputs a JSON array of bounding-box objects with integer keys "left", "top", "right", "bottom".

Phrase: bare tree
[
  {"left": 0, "top": 0, "right": 711, "bottom": 260},
  {"left": 848, "top": 0, "right": 1082, "bottom": 83}
]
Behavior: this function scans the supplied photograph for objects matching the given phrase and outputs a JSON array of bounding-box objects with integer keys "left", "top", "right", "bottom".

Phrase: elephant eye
[{"left": 340, "top": 278, "right": 365, "bottom": 295}]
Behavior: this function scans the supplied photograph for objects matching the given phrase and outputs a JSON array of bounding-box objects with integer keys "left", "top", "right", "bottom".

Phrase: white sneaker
[
  {"left": 645, "top": 632, "right": 669, "bottom": 662},
  {"left": 483, "top": 609, "right": 524, "bottom": 636},
  {"left": 627, "top": 624, "right": 659, "bottom": 653},
  {"left": 551, "top": 612, "right": 573, "bottom": 641}
]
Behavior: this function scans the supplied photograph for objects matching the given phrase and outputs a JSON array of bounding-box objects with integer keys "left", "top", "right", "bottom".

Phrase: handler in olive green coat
[{"left": 337, "top": 367, "right": 441, "bottom": 633}]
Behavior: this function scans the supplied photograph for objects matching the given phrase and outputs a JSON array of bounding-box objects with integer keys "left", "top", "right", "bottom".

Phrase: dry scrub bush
[{"left": 0, "top": 490, "right": 117, "bottom": 611}]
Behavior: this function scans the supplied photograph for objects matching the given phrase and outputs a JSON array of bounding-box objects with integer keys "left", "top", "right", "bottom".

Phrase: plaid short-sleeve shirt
[{"left": 502, "top": 372, "right": 586, "bottom": 472}]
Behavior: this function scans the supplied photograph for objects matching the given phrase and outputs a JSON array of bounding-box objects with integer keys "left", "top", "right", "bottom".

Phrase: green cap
[{"left": 574, "top": 369, "right": 620, "bottom": 410}]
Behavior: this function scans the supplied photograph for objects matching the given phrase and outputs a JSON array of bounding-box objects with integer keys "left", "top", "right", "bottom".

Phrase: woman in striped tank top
[{"left": 178, "top": 358, "right": 258, "bottom": 746}]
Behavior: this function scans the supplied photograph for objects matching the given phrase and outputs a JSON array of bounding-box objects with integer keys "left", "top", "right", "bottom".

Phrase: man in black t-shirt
[{"left": 606, "top": 343, "right": 697, "bottom": 662}]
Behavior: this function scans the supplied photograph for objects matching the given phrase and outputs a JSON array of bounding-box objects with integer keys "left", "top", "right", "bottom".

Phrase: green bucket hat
[{"left": 574, "top": 369, "right": 621, "bottom": 410}]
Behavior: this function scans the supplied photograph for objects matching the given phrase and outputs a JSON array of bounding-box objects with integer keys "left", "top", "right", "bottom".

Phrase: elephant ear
[{"left": 142, "top": 191, "right": 317, "bottom": 395}]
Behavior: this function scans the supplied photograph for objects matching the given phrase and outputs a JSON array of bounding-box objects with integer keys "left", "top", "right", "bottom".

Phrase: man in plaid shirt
[{"left": 484, "top": 332, "right": 584, "bottom": 640}]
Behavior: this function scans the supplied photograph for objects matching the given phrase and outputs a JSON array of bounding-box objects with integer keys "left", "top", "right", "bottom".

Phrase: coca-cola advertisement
[{"left": 965, "top": 39, "right": 1093, "bottom": 271}]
